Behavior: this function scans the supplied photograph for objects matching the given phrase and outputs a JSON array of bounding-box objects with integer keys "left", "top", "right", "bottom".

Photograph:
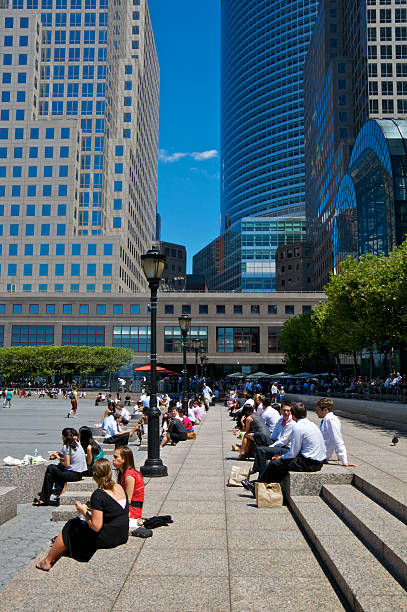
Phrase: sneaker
[{"left": 241, "top": 479, "right": 255, "bottom": 497}]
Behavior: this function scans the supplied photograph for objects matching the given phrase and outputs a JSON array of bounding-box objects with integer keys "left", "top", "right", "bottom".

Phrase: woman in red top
[
  {"left": 180, "top": 409, "right": 194, "bottom": 432},
  {"left": 113, "top": 446, "right": 144, "bottom": 527}
]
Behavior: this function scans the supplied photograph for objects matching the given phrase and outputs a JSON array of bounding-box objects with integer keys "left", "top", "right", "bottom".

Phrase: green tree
[{"left": 279, "top": 312, "right": 329, "bottom": 373}]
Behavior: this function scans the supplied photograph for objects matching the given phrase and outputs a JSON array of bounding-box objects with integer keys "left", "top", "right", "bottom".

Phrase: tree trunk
[
  {"left": 369, "top": 350, "right": 374, "bottom": 379},
  {"left": 352, "top": 352, "right": 357, "bottom": 378},
  {"left": 335, "top": 354, "right": 342, "bottom": 378}
]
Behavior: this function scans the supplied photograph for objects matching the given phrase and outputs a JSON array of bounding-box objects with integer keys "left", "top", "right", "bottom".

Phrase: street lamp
[
  {"left": 178, "top": 313, "right": 191, "bottom": 414},
  {"left": 140, "top": 246, "right": 167, "bottom": 478},
  {"left": 192, "top": 338, "right": 201, "bottom": 379}
]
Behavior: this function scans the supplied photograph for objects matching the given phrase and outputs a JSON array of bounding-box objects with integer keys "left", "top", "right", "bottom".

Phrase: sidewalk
[{"left": 0, "top": 405, "right": 344, "bottom": 612}]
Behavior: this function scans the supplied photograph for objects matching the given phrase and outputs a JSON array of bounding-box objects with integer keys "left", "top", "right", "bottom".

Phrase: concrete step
[
  {"left": 60, "top": 490, "right": 94, "bottom": 506},
  {"left": 322, "top": 484, "right": 407, "bottom": 587},
  {"left": 51, "top": 504, "right": 79, "bottom": 521},
  {"left": 354, "top": 473, "right": 407, "bottom": 523},
  {"left": 66, "top": 478, "right": 94, "bottom": 491},
  {"left": 289, "top": 494, "right": 407, "bottom": 610},
  {"left": 0, "top": 486, "right": 17, "bottom": 525}
]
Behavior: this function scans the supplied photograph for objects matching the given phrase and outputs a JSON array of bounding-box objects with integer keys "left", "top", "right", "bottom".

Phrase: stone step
[
  {"left": 0, "top": 486, "right": 17, "bottom": 526},
  {"left": 281, "top": 463, "right": 353, "bottom": 497},
  {"left": 354, "top": 473, "right": 407, "bottom": 523},
  {"left": 289, "top": 494, "right": 407, "bottom": 609},
  {"left": 66, "top": 478, "right": 94, "bottom": 491},
  {"left": 60, "top": 490, "right": 94, "bottom": 506},
  {"left": 322, "top": 484, "right": 407, "bottom": 587},
  {"left": 51, "top": 504, "right": 79, "bottom": 521}
]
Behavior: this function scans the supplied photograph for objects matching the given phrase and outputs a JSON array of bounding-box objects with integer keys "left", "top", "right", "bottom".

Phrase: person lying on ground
[
  {"left": 242, "top": 402, "right": 326, "bottom": 496},
  {"left": 79, "top": 426, "right": 104, "bottom": 476},
  {"left": 33, "top": 427, "right": 87, "bottom": 506},
  {"left": 35, "top": 458, "right": 129, "bottom": 570},
  {"left": 103, "top": 412, "right": 141, "bottom": 447},
  {"left": 249, "top": 402, "right": 295, "bottom": 478},
  {"left": 315, "top": 397, "right": 357, "bottom": 467},
  {"left": 113, "top": 446, "right": 144, "bottom": 530},
  {"left": 238, "top": 403, "right": 272, "bottom": 460}
]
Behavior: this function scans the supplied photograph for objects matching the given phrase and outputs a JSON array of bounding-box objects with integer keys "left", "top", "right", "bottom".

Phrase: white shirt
[
  {"left": 187, "top": 406, "right": 196, "bottom": 423},
  {"left": 282, "top": 418, "right": 326, "bottom": 462},
  {"left": 103, "top": 415, "right": 121, "bottom": 439},
  {"left": 271, "top": 385, "right": 278, "bottom": 395},
  {"left": 320, "top": 411, "right": 348, "bottom": 464},
  {"left": 202, "top": 386, "right": 212, "bottom": 398},
  {"left": 261, "top": 406, "right": 280, "bottom": 433},
  {"left": 120, "top": 407, "right": 130, "bottom": 421},
  {"left": 270, "top": 417, "right": 295, "bottom": 448}
]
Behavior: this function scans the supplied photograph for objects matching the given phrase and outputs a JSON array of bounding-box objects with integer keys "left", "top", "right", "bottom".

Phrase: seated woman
[
  {"left": 238, "top": 404, "right": 271, "bottom": 461},
  {"left": 33, "top": 428, "right": 87, "bottom": 506},
  {"left": 113, "top": 446, "right": 144, "bottom": 529},
  {"left": 79, "top": 426, "right": 104, "bottom": 476},
  {"left": 36, "top": 458, "right": 129, "bottom": 570},
  {"left": 180, "top": 409, "right": 194, "bottom": 432}
]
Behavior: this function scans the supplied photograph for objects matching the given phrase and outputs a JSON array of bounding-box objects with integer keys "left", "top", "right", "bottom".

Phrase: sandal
[
  {"left": 33, "top": 499, "right": 48, "bottom": 507},
  {"left": 36, "top": 561, "right": 51, "bottom": 572}
]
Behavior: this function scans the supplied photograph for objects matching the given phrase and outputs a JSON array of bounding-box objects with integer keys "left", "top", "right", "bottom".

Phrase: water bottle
[{"left": 33, "top": 449, "right": 38, "bottom": 465}]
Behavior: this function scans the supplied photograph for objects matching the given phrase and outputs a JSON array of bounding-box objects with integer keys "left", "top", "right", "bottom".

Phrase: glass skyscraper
[
  {"left": 221, "top": 0, "right": 319, "bottom": 231},
  {"left": 0, "top": 0, "right": 159, "bottom": 295}
]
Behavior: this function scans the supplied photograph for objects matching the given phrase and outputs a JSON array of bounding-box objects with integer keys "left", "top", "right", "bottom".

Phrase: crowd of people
[{"left": 226, "top": 391, "right": 356, "bottom": 497}]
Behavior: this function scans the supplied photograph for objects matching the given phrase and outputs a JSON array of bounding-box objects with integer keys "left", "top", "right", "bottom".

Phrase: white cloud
[
  {"left": 191, "top": 150, "right": 218, "bottom": 161},
  {"left": 159, "top": 149, "right": 218, "bottom": 164}
]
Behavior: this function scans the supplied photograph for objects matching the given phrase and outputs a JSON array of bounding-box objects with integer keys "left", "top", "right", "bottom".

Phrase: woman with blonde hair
[{"left": 36, "top": 458, "right": 129, "bottom": 571}]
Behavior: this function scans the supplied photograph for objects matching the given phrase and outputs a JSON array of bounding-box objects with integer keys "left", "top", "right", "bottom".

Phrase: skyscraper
[
  {"left": 305, "top": 0, "right": 407, "bottom": 288},
  {"left": 221, "top": 0, "right": 319, "bottom": 231},
  {"left": 0, "top": 0, "right": 159, "bottom": 295}
]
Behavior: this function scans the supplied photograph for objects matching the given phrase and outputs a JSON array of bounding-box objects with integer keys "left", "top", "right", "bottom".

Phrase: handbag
[
  {"left": 227, "top": 464, "right": 250, "bottom": 487},
  {"left": 255, "top": 482, "right": 283, "bottom": 508},
  {"left": 187, "top": 432, "right": 197, "bottom": 439}
]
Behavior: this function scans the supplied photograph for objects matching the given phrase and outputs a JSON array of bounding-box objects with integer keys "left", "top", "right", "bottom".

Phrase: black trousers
[
  {"left": 40, "top": 464, "right": 82, "bottom": 503},
  {"left": 252, "top": 445, "right": 289, "bottom": 476},
  {"left": 105, "top": 432, "right": 130, "bottom": 447},
  {"left": 259, "top": 454, "right": 324, "bottom": 484}
]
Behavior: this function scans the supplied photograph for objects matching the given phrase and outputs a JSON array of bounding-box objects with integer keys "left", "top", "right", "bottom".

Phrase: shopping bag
[
  {"left": 187, "top": 432, "right": 197, "bottom": 440},
  {"left": 227, "top": 464, "right": 250, "bottom": 487},
  {"left": 255, "top": 482, "right": 283, "bottom": 508}
]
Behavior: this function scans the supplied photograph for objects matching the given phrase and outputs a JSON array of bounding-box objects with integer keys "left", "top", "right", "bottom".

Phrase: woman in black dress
[{"left": 36, "top": 458, "right": 129, "bottom": 571}]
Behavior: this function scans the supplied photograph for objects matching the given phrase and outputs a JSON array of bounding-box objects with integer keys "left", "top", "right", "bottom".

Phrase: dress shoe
[{"left": 241, "top": 479, "right": 255, "bottom": 497}]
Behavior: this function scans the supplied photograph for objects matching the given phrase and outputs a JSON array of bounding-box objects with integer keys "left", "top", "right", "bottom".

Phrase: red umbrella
[{"left": 133, "top": 364, "right": 179, "bottom": 377}]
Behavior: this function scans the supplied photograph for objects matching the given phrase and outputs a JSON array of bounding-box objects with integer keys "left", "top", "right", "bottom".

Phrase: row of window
[
  {"left": 165, "top": 304, "right": 311, "bottom": 315},
  {"left": 0, "top": 146, "right": 70, "bottom": 159},
  {"left": 0, "top": 243, "right": 113, "bottom": 256},
  {"left": 6, "top": 283, "right": 113, "bottom": 293},
  {"left": 4, "top": 263, "right": 114, "bottom": 276},
  {"left": 8, "top": 303, "right": 140, "bottom": 315},
  {"left": 6, "top": 325, "right": 282, "bottom": 353},
  {"left": 0, "top": 186, "right": 69, "bottom": 197}
]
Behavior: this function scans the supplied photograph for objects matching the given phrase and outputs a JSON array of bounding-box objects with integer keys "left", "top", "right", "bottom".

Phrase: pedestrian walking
[
  {"left": 3, "top": 388, "right": 12, "bottom": 408},
  {"left": 66, "top": 387, "right": 78, "bottom": 418}
]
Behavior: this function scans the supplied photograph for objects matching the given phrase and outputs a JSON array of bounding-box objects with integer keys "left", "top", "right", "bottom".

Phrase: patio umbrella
[
  {"left": 273, "top": 372, "right": 293, "bottom": 378},
  {"left": 293, "top": 372, "right": 314, "bottom": 378},
  {"left": 228, "top": 372, "right": 245, "bottom": 378},
  {"left": 133, "top": 365, "right": 179, "bottom": 376},
  {"left": 246, "top": 372, "right": 273, "bottom": 379}
]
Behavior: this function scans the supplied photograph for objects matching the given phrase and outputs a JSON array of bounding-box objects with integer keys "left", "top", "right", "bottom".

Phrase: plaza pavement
[{"left": 0, "top": 398, "right": 406, "bottom": 610}]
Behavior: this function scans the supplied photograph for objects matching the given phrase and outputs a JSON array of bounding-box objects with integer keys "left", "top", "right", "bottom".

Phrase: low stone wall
[
  {"left": 287, "top": 393, "right": 407, "bottom": 432},
  {"left": 0, "top": 463, "right": 48, "bottom": 504}
]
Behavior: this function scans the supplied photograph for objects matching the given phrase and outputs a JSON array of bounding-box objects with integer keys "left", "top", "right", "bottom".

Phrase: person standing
[
  {"left": 202, "top": 382, "right": 213, "bottom": 412},
  {"left": 315, "top": 398, "right": 357, "bottom": 467},
  {"left": 66, "top": 387, "right": 78, "bottom": 418},
  {"left": 3, "top": 388, "right": 12, "bottom": 408}
]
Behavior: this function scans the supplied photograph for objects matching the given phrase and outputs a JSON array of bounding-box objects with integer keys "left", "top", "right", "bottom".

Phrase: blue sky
[{"left": 148, "top": 0, "right": 221, "bottom": 272}]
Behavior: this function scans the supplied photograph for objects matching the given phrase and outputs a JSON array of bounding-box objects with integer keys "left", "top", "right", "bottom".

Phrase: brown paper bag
[
  {"left": 187, "top": 432, "right": 197, "bottom": 440},
  {"left": 227, "top": 464, "right": 250, "bottom": 487},
  {"left": 255, "top": 482, "right": 283, "bottom": 508}
]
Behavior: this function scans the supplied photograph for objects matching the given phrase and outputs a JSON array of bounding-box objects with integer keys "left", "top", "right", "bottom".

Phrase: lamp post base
[{"left": 140, "top": 459, "right": 168, "bottom": 478}]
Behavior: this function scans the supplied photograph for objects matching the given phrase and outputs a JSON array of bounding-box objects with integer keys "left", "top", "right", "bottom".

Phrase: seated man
[
  {"left": 315, "top": 398, "right": 356, "bottom": 467},
  {"left": 103, "top": 412, "right": 140, "bottom": 447},
  {"left": 161, "top": 404, "right": 187, "bottom": 447},
  {"left": 115, "top": 403, "right": 131, "bottom": 425},
  {"left": 249, "top": 402, "right": 295, "bottom": 478},
  {"left": 242, "top": 402, "right": 326, "bottom": 495},
  {"left": 260, "top": 398, "right": 280, "bottom": 433}
]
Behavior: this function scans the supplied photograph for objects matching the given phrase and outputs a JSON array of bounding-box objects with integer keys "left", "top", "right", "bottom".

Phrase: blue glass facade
[
  {"left": 221, "top": 0, "right": 318, "bottom": 230},
  {"left": 334, "top": 119, "right": 407, "bottom": 267}
]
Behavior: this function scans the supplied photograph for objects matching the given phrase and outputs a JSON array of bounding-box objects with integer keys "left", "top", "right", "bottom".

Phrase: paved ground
[
  {"left": 0, "top": 399, "right": 406, "bottom": 609},
  {"left": 0, "top": 397, "right": 145, "bottom": 589}
]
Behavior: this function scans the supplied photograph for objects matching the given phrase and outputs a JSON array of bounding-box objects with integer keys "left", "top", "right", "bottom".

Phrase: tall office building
[
  {"left": 0, "top": 0, "right": 159, "bottom": 295},
  {"left": 221, "top": 0, "right": 318, "bottom": 231},
  {"left": 305, "top": 0, "right": 407, "bottom": 288}
]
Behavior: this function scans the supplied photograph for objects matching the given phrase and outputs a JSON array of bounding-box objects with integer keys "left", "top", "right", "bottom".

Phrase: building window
[
  {"left": 63, "top": 304, "right": 72, "bottom": 314},
  {"left": 62, "top": 326, "right": 105, "bottom": 346},
  {"left": 268, "top": 305, "right": 278, "bottom": 314},
  {"left": 302, "top": 305, "right": 312, "bottom": 314},
  {"left": 216, "top": 327, "right": 260, "bottom": 353},
  {"left": 233, "top": 305, "right": 243, "bottom": 314},
  {"left": 164, "top": 326, "right": 208, "bottom": 353},
  {"left": 181, "top": 304, "right": 191, "bottom": 314},
  {"left": 164, "top": 304, "right": 174, "bottom": 315},
  {"left": 13, "top": 304, "right": 22, "bottom": 313},
  {"left": 80, "top": 304, "right": 89, "bottom": 314},
  {"left": 46, "top": 304, "right": 55, "bottom": 314},
  {"left": 12, "top": 325, "right": 54, "bottom": 346},
  {"left": 251, "top": 305, "right": 260, "bottom": 314},
  {"left": 96, "top": 304, "right": 106, "bottom": 314},
  {"left": 216, "top": 305, "right": 225, "bottom": 314},
  {"left": 130, "top": 304, "right": 140, "bottom": 314},
  {"left": 285, "top": 305, "right": 295, "bottom": 315},
  {"left": 29, "top": 304, "right": 39, "bottom": 313},
  {"left": 113, "top": 326, "right": 150, "bottom": 352},
  {"left": 199, "top": 305, "right": 208, "bottom": 314},
  {"left": 113, "top": 304, "right": 123, "bottom": 314},
  {"left": 268, "top": 327, "right": 281, "bottom": 353}
]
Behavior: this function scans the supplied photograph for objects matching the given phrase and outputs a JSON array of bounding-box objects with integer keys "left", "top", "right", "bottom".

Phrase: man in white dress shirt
[
  {"left": 315, "top": 398, "right": 356, "bottom": 467},
  {"left": 242, "top": 402, "right": 326, "bottom": 495}
]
